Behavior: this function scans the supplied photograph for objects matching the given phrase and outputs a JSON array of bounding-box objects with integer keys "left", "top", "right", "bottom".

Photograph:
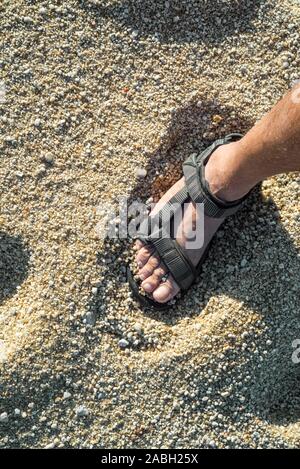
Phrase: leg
[
  {"left": 135, "top": 85, "right": 300, "bottom": 303},
  {"left": 205, "top": 84, "right": 300, "bottom": 202}
]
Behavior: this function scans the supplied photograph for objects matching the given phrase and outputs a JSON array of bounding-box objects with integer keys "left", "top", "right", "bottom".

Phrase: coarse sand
[{"left": 0, "top": 0, "right": 300, "bottom": 448}]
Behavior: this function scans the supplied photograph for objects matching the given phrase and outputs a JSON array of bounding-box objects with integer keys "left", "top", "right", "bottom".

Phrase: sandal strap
[
  {"left": 133, "top": 133, "right": 253, "bottom": 297},
  {"left": 183, "top": 133, "right": 250, "bottom": 218},
  {"left": 148, "top": 234, "right": 196, "bottom": 291},
  {"left": 136, "top": 185, "right": 189, "bottom": 240},
  {"left": 137, "top": 186, "right": 196, "bottom": 291}
]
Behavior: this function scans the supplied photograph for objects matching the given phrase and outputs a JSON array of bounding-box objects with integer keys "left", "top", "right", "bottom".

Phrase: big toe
[{"left": 152, "top": 276, "right": 180, "bottom": 303}]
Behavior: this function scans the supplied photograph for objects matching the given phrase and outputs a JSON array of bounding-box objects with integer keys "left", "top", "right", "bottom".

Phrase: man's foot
[{"left": 134, "top": 140, "right": 250, "bottom": 304}]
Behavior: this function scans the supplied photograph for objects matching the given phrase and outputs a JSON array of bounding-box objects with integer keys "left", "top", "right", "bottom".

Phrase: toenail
[
  {"left": 143, "top": 283, "right": 152, "bottom": 292},
  {"left": 156, "top": 284, "right": 170, "bottom": 297},
  {"left": 137, "top": 261, "right": 143, "bottom": 268},
  {"left": 140, "top": 273, "right": 146, "bottom": 280}
]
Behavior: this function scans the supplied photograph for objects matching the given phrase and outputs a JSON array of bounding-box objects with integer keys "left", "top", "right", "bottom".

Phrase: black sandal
[{"left": 128, "top": 133, "right": 252, "bottom": 310}]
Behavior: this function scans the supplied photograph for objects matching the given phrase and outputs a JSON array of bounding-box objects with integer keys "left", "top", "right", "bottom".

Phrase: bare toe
[
  {"left": 139, "top": 254, "right": 160, "bottom": 281},
  {"left": 141, "top": 264, "right": 167, "bottom": 293},
  {"left": 152, "top": 276, "right": 180, "bottom": 303},
  {"left": 135, "top": 245, "right": 154, "bottom": 268}
]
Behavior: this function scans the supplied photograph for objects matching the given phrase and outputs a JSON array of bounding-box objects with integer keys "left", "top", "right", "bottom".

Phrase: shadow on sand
[
  {"left": 78, "top": 0, "right": 266, "bottom": 45},
  {"left": 0, "top": 231, "right": 30, "bottom": 305}
]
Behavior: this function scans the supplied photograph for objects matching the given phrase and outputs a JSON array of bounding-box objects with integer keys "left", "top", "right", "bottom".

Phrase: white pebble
[
  {"left": 75, "top": 405, "right": 89, "bottom": 418},
  {"left": 208, "top": 440, "right": 217, "bottom": 448},
  {"left": 118, "top": 338, "right": 129, "bottom": 349},
  {"left": 23, "top": 16, "right": 33, "bottom": 23},
  {"left": 0, "top": 412, "right": 8, "bottom": 423},
  {"left": 44, "top": 442, "right": 55, "bottom": 449},
  {"left": 135, "top": 168, "right": 147, "bottom": 178},
  {"left": 43, "top": 153, "right": 53, "bottom": 164},
  {"left": 5, "top": 136, "right": 15, "bottom": 143},
  {"left": 133, "top": 323, "right": 143, "bottom": 334}
]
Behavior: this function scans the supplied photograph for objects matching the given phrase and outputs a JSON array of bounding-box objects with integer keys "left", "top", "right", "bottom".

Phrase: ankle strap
[{"left": 183, "top": 133, "right": 251, "bottom": 218}]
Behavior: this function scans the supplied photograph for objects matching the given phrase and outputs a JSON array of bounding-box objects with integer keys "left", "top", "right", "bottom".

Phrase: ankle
[{"left": 204, "top": 141, "right": 256, "bottom": 202}]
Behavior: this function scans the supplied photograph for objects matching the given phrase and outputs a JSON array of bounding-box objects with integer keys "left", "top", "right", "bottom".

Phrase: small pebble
[
  {"left": 43, "top": 153, "right": 54, "bottom": 164},
  {"left": 0, "top": 412, "right": 8, "bottom": 423},
  {"left": 118, "top": 338, "right": 129, "bottom": 349},
  {"left": 75, "top": 405, "right": 89, "bottom": 418},
  {"left": 84, "top": 311, "right": 96, "bottom": 326},
  {"left": 133, "top": 323, "right": 143, "bottom": 334},
  {"left": 44, "top": 442, "right": 55, "bottom": 449},
  {"left": 135, "top": 168, "right": 147, "bottom": 178},
  {"left": 23, "top": 16, "right": 33, "bottom": 23}
]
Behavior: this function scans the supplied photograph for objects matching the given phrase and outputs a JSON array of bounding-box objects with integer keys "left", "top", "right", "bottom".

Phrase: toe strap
[
  {"left": 134, "top": 185, "right": 197, "bottom": 293},
  {"left": 149, "top": 235, "right": 196, "bottom": 291}
]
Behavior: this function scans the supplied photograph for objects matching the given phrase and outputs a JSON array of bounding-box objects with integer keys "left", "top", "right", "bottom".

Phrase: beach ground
[{"left": 0, "top": 0, "right": 300, "bottom": 448}]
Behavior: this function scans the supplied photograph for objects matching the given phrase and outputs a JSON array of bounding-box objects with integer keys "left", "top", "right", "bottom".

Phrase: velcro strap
[
  {"left": 149, "top": 235, "right": 196, "bottom": 290},
  {"left": 136, "top": 186, "right": 196, "bottom": 290},
  {"left": 182, "top": 133, "right": 249, "bottom": 218}
]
